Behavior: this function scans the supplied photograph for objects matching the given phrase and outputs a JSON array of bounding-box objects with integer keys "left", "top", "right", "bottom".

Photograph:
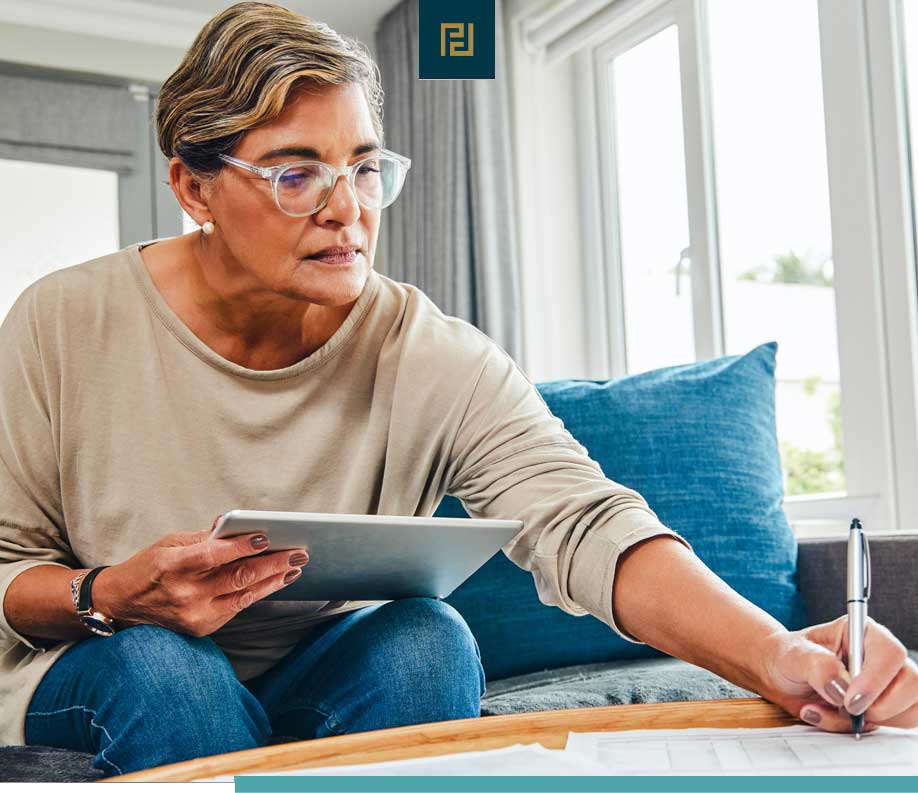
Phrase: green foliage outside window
[
  {"left": 739, "top": 250, "right": 841, "bottom": 494},
  {"left": 740, "top": 250, "right": 833, "bottom": 287},
  {"left": 779, "top": 378, "right": 844, "bottom": 496}
]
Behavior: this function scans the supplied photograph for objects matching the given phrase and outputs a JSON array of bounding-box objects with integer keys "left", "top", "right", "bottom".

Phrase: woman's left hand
[{"left": 758, "top": 615, "right": 918, "bottom": 732}]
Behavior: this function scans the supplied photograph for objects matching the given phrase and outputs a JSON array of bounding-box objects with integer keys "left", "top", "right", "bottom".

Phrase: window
[
  {"left": 707, "top": 0, "right": 843, "bottom": 497},
  {"left": 594, "top": 0, "right": 843, "bottom": 500},
  {"left": 0, "top": 64, "right": 184, "bottom": 322},
  {"left": 529, "top": 0, "right": 917, "bottom": 533},
  {"left": 0, "top": 159, "right": 119, "bottom": 322},
  {"left": 612, "top": 25, "right": 694, "bottom": 375}
]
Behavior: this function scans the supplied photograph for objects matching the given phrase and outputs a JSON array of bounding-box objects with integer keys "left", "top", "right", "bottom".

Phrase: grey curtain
[
  {"left": 0, "top": 70, "right": 138, "bottom": 173},
  {"left": 375, "top": 0, "right": 524, "bottom": 363}
]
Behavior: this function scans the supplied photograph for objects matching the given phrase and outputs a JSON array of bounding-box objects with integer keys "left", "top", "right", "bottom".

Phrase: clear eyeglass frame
[{"left": 217, "top": 148, "right": 412, "bottom": 218}]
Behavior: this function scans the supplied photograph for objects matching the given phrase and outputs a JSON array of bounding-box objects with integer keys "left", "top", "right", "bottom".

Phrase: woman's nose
[{"left": 317, "top": 173, "right": 361, "bottom": 225}]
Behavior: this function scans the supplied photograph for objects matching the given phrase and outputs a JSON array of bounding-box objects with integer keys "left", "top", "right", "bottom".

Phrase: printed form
[
  {"left": 195, "top": 725, "right": 918, "bottom": 780},
  {"left": 565, "top": 724, "right": 918, "bottom": 775}
]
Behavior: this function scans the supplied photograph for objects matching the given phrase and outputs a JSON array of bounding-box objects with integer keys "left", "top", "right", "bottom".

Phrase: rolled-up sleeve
[
  {"left": 0, "top": 283, "right": 76, "bottom": 651},
  {"left": 446, "top": 342, "right": 694, "bottom": 644}
]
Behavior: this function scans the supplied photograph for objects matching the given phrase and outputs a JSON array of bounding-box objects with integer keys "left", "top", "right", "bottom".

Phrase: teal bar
[{"left": 234, "top": 775, "right": 918, "bottom": 793}]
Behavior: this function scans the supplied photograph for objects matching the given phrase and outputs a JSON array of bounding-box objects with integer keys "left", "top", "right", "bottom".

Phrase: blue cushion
[{"left": 440, "top": 341, "right": 808, "bottom": 681}]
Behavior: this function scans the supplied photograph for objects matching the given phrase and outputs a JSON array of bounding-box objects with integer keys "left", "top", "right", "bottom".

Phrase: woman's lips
[{"left": 308, "top": 250, "right": 359, "bottom": 265}]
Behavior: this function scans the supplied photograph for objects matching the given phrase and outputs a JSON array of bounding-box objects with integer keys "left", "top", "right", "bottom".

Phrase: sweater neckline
[{"left": 127, "top": 237, "right": 381, "bottom": 381}]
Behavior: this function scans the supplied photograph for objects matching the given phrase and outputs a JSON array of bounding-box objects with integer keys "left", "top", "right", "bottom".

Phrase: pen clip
[{"left": 861, "top": 530, "right": 871, "bottom": 600}]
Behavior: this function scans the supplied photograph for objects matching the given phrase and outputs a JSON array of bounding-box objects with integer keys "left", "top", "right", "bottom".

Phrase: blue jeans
[{"left": 24, "top": 597, "right": 486, "bottom": 776}]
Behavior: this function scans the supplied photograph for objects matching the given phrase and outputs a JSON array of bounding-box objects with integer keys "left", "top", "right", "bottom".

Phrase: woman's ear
[{"left": 168, "top": 157, "right": 214, "bottom": 226}]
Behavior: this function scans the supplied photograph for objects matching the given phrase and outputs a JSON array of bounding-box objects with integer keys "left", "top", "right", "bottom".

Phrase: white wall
[{"left": 0, "top": 21, "right": 187, "bottom": 83}]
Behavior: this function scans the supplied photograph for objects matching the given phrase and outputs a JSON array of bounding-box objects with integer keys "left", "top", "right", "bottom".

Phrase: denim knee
[
  {"left": 372, "top": 598, "right": 486, "bottom": 706},
  {"left": 106, "top": 624, "right": 271, "bottom": 739},
  {"left": 27, "top": 625, "right": 271, "bottom": 775}
]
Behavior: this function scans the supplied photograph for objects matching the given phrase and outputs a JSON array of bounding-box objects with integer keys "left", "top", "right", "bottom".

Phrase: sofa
[{"left": 4, "top": 342, "right": 915, "bottom": 782}]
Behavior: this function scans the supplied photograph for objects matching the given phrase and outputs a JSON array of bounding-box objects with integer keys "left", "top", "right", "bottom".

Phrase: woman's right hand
[{"left": 93, "top": 519, "right": 308, "bottom": 637}]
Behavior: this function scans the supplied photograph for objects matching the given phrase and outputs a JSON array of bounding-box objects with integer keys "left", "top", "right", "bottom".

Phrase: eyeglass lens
[{"left": 276, "top": 157, "right": 405, "bottom": 215}]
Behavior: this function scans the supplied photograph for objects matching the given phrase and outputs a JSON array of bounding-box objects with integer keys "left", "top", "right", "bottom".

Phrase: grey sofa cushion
[
  {"left": 480, "top": 648, "right": 918, "bottom": 717},
  {"left": 480, "top": 655, "right": 756, "bottom": 716},
  {"left": 798, "top": 534, "right": 918, "bottom": 649},
  {"left": 0, "top": 745, "right": 105, "bottom": 783}
]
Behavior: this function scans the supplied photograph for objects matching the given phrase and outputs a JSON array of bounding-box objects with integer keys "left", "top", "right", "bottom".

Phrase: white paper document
[
  {"left": 564, "top": 724, "right": 918, "bottom": 775},
  {"left": 196, "top": 743, "right": 609, "bottom": 781},
  {"left": 194, "top": 725, "right": 918, "bottom": 780}
]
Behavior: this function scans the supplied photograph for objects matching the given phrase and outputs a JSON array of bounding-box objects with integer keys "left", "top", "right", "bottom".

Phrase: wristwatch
[{"left": 70, "top": 566, "right": 118, "bottom": 637}]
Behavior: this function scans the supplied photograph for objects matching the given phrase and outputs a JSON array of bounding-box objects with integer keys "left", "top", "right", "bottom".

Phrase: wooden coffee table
[{"left": 111, "top": 697, "right": 798, "bottom": 782}]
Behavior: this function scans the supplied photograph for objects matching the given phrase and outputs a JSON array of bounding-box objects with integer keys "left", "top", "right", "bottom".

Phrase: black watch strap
[{"left": 77, "top": 566, "right": 110, "bottom": 613}]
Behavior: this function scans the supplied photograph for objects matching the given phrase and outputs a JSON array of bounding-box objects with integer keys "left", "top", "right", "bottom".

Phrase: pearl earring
[{"left": 202, "top": 221, "right": 215, "bottom": 235}]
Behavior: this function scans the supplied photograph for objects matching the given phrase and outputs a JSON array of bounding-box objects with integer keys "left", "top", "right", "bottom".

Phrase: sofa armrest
[{"left": 797, "top": 532, "right": 918, "bottom": 649}]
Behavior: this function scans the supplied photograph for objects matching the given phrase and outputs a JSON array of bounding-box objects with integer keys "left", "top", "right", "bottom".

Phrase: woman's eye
[{"left": 279, "top": 167, "right": 317, "bottom": 187}]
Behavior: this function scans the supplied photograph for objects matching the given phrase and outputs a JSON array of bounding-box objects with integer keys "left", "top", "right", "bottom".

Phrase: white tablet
[{"left": 210, "top": 509, "right": 523, "bottom": 601}]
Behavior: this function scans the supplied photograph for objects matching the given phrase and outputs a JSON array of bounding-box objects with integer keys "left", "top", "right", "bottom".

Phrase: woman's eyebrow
[{"left": 257, "top": 142, "right": 381, "bottom": 162}]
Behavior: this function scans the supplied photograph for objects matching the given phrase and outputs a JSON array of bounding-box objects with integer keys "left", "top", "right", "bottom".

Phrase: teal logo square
[{"left": 418, "top": 0, "right": 496, "bottom": 80}]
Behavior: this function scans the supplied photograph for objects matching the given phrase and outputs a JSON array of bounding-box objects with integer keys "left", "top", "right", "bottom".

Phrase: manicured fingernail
[
  {"left": 284, "top": 568, "right": 302, "bottom": 584},
  {"left": 825, "top": 678, "right": 849, "bottom": 706},
  {"left": 289, "top": 552, "right": 309, "bottom": 566},
  {"left": 251, "top": 535, "right": 269, "bottom": 549},
  {"left": 847, "top": 692, "right": 869, "bottom": 715},
  {"left": 802, "top": 709, "right": 821, "bottom": 725}
]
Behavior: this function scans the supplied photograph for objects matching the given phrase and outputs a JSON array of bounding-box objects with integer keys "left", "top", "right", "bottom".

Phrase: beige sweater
[{"left": 0, "top": 239, "right": 692, "bottom": 746}]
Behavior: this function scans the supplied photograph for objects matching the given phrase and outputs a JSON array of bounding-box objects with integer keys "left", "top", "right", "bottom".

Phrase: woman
[{"left": 0, "top": 1, "right": 915, "bottom": 778}]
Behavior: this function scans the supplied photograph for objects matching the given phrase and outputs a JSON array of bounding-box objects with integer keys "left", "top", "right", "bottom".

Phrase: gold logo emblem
[{"left": 440, "top": 22, "right": 474, "bottom": 57}]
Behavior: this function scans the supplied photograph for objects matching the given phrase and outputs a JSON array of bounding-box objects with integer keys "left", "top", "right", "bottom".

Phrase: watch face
[{"left": 81, "top": 615, "right": 116, "bottom": 637}]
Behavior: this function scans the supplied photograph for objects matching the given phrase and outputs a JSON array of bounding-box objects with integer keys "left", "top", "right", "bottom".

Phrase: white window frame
[
  {"left": 524, "top": 0, "right": 918, "bottom": 536},
  {"left": 860, "top": 0, "right": 918, "bottom": 535},
  {"left": 579, "top": 0, "right": 722, "bottom": 379}
]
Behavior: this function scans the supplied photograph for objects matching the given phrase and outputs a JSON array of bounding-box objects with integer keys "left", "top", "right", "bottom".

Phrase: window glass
[
  {"left": 0, "top": 159, "right": 119, "bottom": 322},
  {"left": 708, "top": 0, "right": 844, "bottom": 496},
  {"left": 612, "top": 25, "right": 695, "bottom": 375}
]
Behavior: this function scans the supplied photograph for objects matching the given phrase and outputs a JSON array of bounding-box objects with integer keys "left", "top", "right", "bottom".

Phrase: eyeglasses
[{"left": 217, "top": 148, "right": 412, "bottom": 218}]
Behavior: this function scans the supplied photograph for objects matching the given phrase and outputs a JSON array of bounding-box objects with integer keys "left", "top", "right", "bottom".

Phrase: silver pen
[{"left": 847, "top": 517, "right": 871, "bottom": 739}]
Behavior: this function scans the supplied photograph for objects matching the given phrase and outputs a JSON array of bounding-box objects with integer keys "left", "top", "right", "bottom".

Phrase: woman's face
[{"left": 197, "top": 82, "right": 381, "bottom": 308}]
